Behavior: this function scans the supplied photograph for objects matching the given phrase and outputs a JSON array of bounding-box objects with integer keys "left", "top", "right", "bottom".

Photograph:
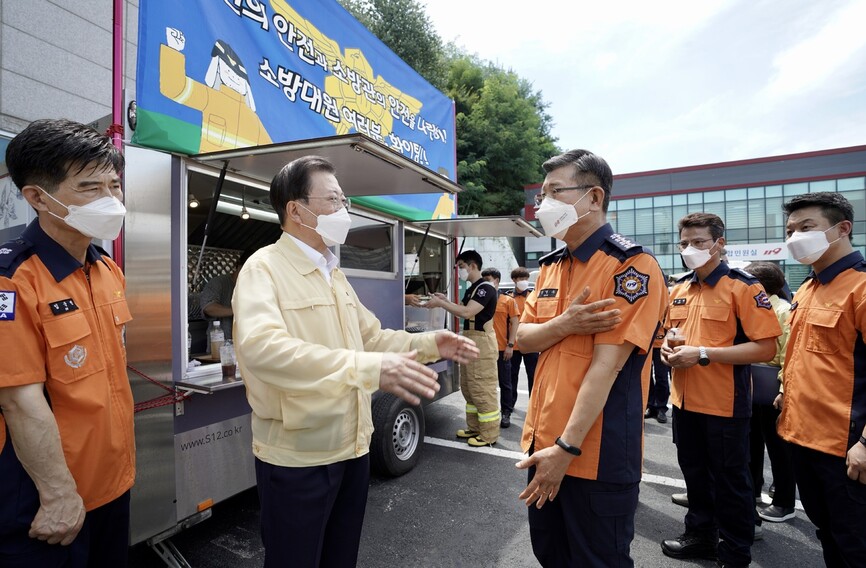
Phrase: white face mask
[
  {"left": 457, "top": 267, "right": 470, "bottom": 282},
  {"left": 41, "top": 188, "right": 126, "bottom": 240},
  {"left": 299, "top": 203, "right": 352, "bottom": 247},
  {"left": 680, "top": 241, "right": 717, "bottom": 270},
  {"left": 785, "top": 223, "right": 841, "bottom": 264},
  {"left": 515, "top": 280, "right": 530, "bottom": 292},
  {"left": 535, "top": 189, "right": 593, "bottom": 240}
]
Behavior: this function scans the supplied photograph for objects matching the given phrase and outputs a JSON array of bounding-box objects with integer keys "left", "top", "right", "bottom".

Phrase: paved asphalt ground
[{"left": 129, "top": 372, "right": 825, "bottom": 567}]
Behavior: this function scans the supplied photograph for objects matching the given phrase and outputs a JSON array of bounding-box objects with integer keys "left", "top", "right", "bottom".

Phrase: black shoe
[
  {"left": 758, "top": 504, "right": 796, "bottom": 523},
  {"left": 644, "top": 408, "right": 658, "bottom": 419},
  {"left": 661, "top": 533, "right": 717, "bottom": 560},
  {"left": 500, "top": 413, "right": 511, "bottom": 429},
  {"left": 656, "top": 409, "right": 668, "bottom": 424},
  {"left": 671, "top": 492, "right": 689, "bottom": 507}
]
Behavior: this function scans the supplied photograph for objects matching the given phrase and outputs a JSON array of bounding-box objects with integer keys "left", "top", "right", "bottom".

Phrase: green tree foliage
[
  {"left": 339, "top": 0, "right": 559, "bottom": 216},
  {"left": 340, "top": 0, "right": 446, "bottom": 89}
]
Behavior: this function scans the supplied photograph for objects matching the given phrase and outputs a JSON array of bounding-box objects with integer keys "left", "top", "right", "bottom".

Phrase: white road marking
[{"left": 423, "top": 436, "right": 804, "bottom": 510}]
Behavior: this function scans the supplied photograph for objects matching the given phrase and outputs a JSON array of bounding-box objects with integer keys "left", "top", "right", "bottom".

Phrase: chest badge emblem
[{"left": 64, "top": 345, "right": 87, "bottom": 369}]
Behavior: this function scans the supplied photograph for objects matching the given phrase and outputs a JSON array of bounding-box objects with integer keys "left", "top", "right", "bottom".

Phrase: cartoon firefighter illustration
[{"left": 160, "top": 28, "right": 272, "bottom": 152}]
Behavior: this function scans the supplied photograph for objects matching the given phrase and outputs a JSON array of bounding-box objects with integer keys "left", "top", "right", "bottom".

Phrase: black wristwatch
[
  {"left": 507, "top": 342, "right": 514, "bottom": 348},
  {"left": 555, "top": 436, "right": 582, "bottom": 457},
  {"left": 698, "top": 346, "right": 710, "bottom": 366}
]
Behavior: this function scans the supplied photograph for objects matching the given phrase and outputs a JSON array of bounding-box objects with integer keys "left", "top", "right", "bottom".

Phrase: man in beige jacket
[{"left": 232, "top": 155, "right": 478, "bottom": 568}]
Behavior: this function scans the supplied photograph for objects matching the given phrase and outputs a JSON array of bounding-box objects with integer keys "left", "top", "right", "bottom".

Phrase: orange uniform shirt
[
  {"left": 521, "top": 225, "right": 668, "bottom": 483},
  {"left": 668, "top": 263, "right": 782, "bottom": 418},
  {"left": 492, "top": 293, "right": 519, "bottom": 351},
  {"left": 511, "top": 288, "right": 533, "bottom": 351},
  {"left": 0, "top": 222, "right": 135, "bottom": 511},
  {"left": 778, "top": 252, "right": 866, "bottom": 458}
]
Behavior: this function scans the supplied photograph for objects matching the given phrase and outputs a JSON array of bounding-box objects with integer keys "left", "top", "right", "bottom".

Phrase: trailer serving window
[{"left": 340, "top": 209, "right": 397, "bottom": 277}]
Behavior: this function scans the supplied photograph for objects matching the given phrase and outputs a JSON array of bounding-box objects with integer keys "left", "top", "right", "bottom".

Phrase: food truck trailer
[{"left": 121, "top": 136, "right": 542, "bottom": 565}]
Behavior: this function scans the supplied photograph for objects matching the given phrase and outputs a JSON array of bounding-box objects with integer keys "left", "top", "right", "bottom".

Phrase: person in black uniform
[{"left": 425, "top": 250, "right": 500, "bottom": 446}]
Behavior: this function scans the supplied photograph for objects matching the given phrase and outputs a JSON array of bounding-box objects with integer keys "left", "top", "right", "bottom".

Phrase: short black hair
[
  {"left": 744, "top": 261, "right": 785, "bottom": 297},
  {"left": 511, "top": 266, "right": 530, "bottom": 280},
  {"left": 270, "top": 155, "right": 336, "bottom": 226},
  {"left": 481, "top": 268, "right": 501, "bottom": 281},
  {"left": 456, "top": 249, "right": 483, "bottom": 270},
  {"left": 542, "top": 149, "right": 613, "bottom": 212},
  {"left": 783, "top": 192, "right": 854, "bottom": 242},
  {"left": 5, "top": 118, "right": 124, "bottom": 193},
  {"left": 678, "top": 212, "right": 725, "bottom": 240}
]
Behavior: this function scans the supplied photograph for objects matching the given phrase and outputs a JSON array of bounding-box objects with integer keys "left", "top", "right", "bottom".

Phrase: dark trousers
[
  {"left": 255, "top": 455, "right": 370, "bottom": 568},
  {"left": 749, "top": 403, "right": 795, "bottom": 508},
  {"left": 527, "top": 467, "right": 638, "bottom": 567},
  {"left": 672, "top": 407, "right": 754, "bottom": 566},
  {"left": 790, "top": 444, "right": 866, "bottom": 568},
  {"left": 498, "top": 351, "right": 513, "bottom": 414},
  {"left": 647, "top": 348, "right": 670, "bottom": 411},
  {"left": 0, "top": 430, "right": 130, "bottom": 568},
  {"left": 510, "top": 350, "right": 538, "bottom": 405}
]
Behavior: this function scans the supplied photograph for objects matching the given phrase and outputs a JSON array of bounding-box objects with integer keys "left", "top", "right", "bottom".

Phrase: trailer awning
[
  {"left": 410, "top": 216, "right": 543, "bottom": 238},
  {"left": 190, "top": 134, "right": 462, "bottom": 198}
]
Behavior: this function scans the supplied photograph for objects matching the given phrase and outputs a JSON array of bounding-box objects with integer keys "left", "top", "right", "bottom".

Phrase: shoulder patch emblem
[
  {"left": 64, "top": 345, "right": 87, "bottom": 368},
  {"left": 476, "top": 287, "right": 487, "bottom": 298},
  {"left": 0, "top": 248, "right": 12, "bottom": 255},
  {"left": 614, "top": 267, "right": 650, "bottom": 304},
  {"left": 0, "top": 290, "right": 16, "bottom": 321},
  {"left": 754, "top": 291, "right": 772, "bottom": 310}
]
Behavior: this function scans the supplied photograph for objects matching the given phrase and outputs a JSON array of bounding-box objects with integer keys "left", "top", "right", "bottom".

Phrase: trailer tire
[{"left": 370, "top": 394, "right": 425, "bottom": 477}]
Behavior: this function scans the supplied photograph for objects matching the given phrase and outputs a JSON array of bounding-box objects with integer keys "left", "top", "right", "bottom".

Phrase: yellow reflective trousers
[{"left": 460, "top": 322, "right": 500, "bottom": 443}]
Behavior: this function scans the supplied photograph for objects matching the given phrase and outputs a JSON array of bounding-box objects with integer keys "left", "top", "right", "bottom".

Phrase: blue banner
[{"left": 134, "top": 0, "right": 457, "bottom": 187}]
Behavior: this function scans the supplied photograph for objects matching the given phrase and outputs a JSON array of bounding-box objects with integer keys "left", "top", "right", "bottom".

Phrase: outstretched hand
[
  {"left": 379, "top": 351, "right": 440, "bottom": 405},
  {"left": 434, "top": 331, "right": 480, "bottom": 365}
]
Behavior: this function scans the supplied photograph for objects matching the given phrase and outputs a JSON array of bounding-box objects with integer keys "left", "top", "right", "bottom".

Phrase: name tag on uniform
[
  {"left": 0, "top": 290, "right": 16, "bottom": 321},
  {"left": 49, "top": 298, "right": 79, "bottom": 315},
  {"left": 538, "top": 288, "right": 558, "bottom": 298},
  {"left": 673, "top": 298, "right": 687, "bottom": 305}
]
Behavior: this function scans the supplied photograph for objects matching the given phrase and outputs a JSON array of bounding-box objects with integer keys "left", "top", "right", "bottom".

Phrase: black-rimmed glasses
[{"left": 534, "top": 184, "right": 596, "bottom": 206}]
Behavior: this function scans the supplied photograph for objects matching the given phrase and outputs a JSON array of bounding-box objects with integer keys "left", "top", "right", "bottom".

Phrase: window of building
[
  {"left": 704, "top": 190, "right": 725, "bottom": 203},
  {"left": 839, "top": 177, "right": 865, "bottom": 191},
  {"left": 809, "top": 179, "right": 835, "bottom": 192},
  {"left": 784, "top": 182, "right": 808, "bottom": 197},
  {"left": 765, "top": 185, "right": 782, "bottom": 198},
  {"left": 725, "top": 201, "right": 748, "bottom": 229}
]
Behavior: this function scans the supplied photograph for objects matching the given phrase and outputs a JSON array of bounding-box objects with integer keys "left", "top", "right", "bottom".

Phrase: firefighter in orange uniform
[
  {"left": 482, "top": 268, "right": 519, "bottom": 428},
  {"left": 0, "top": 120, "right": 134, "bottom": 567},
  {"left": 516, "top": 149, "right": 668, "bottom": 567},
  {"left": 661, "top": 213, "right": 781, "bottom": 567},
  {"left": 777, "top": 192, "right": 866, "bottom": 566},
  {"left": 509, "top": 266, "right": 540, "bottom": 400}
]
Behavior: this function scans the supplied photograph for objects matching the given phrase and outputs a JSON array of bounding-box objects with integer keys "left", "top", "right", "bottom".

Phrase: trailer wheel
[{"left": 370, "top": 394, "right": 425, "bottom": 476}]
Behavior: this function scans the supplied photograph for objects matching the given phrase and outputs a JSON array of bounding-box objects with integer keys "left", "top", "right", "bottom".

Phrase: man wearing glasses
[
  {"left": 661, "top": 213, "right": 781, "bottom": 567},
  {"left": 515, "top": 149, "right": 668, "bottom": 566},
  {"left": 231, "top": 155, "right": 480, "bottom": 567}
]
